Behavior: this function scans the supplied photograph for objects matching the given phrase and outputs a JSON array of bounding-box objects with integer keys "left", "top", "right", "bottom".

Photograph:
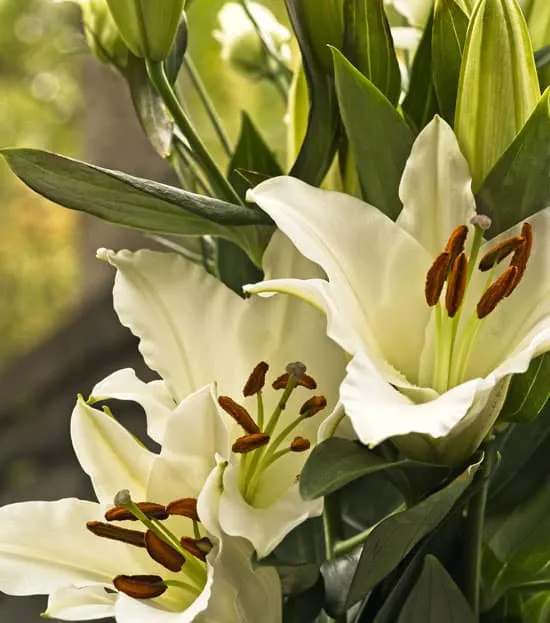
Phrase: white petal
[
  {"left": 91, "top": 369, "right": 175, "bottom": 444},
  {"left": 397, "top": 116, "right": 476, "bottom": 257},
  {"left": 390, "top": 0, "right": 433, "bottom": 26},
  {"left": 248, "top": 176, "right": 432, "bottom": 383},
  {"left": 71, "top": 397, "right": 154, "bottom": 503},
  {"left": 391, "top": 26, "right": 422, "bottom": 51},
  {"left": 44, "top": 586, "right": 117, "bottom": 621}
]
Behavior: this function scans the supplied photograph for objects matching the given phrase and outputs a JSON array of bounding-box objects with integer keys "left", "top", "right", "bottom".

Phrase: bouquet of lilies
[{"left": 2, "top": 0, "right": 550, "bottom": 620}]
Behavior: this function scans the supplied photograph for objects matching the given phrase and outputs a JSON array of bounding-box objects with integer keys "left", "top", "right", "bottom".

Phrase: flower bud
[
  {"left": 105, "top": 0, "right": 185, "bottom": 61},
  {"left": 525, "top": 0, "right": 550, "bottom": 88},
  {"left": 213, "top": 2, "right": 291, "bottom": 80},
  {"left": 455, "top": 0, "right": 540, "bottom": 190}
]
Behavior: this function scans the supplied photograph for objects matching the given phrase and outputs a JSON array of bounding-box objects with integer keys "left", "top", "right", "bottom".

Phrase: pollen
[
  {"left": 290, "top": 436, "right": 311, "bottom": 452},
  {"left": 478, "top": 236, "right": 524, "bottom": 272},
  {"left": 445, "top": 252, "right": 467, "bottom": 318},
  {"left": 299, "top": 395, "right": 327, "bottom": 418},
  {"left": 506, "top": 222, "right": 533, "bottom": 297},
  {"left": 113, "top": 574, "right": 167, "bottom": 599},
  {"left": 477, "top": 266, "right": 518, "bottom": 319},
  {"left": 166, "top": 498, "right": 200, "bottom": 522},
  {"left": 444, "top": 225, "right": 469, "bottom": 263},
  {"left": 86, "top": 521, "right": 145, "bottom": 547},
  {"left": 243, "top": 361, "right": 269, "bottom": 396},
  {"left": 425, "top": 252, "right": 450, "bottom": 307},
  {"left": 105, "top": 502, "right": 168, "bottom": 522},
  {"left": 272, "top": 372, "right": 317, "bottom": 390},
  {"left": 232, "top": 432, "right": 270, "bottom": 453},
  {"left": 218, "top": 395, "right": 260, "bottom": 434},
  {"left": 145, "top": 530, "right": 186, "bottom": 572}
]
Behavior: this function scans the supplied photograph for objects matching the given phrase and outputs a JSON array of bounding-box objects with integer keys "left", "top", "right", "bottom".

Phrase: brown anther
[
  {"left": 86, "top": 521, "right": 145, "bottom": 548},
  {"left": 145, "top": 530, "right": 185, "bottom": 572},
  {"left": 166, "top": 498, "right": 199, "bottom": 522},
  {"left": 445, "top": 252, "right": 467, "bottom": 318},
  {"left": 444, "top": 225, "right": 469, "bottom": 263},
  {"left": 477, "top": 266, "right": 518, "bottom": 319},
  {"left": 299, "top": 395, "right": 328, "bottom": 418},
  {"left": 105, "top": 502, "right": 168, "bottom": 522},
  {"left": 180, "top": 537, "right": 213, "bottom": 562},
  {"left": 243, "top": 361, "right": 269, "bottom": 397},
  {"left": 290, "top": 436, "right": 311, "bottom": 452},
  {"left": 272, "top": 373, "right": 317, "bottom": 390},
  {"left": 232, "top": 432, "right": 270, "bottom": 453},
  {"left": 218, "top": 396, "right": 260, "bottom": 434},
  {"left": 478, "top": 236, "right": 524, "bottom": 272},
  {"left": 506, "top": 222, "right": 533, "bottom": 297},
  {"left": 425, "top": 252, "right": 451, "bottom": 307},
  {"left": 113, "top": 574, "right": 166, "bottom": 599}
]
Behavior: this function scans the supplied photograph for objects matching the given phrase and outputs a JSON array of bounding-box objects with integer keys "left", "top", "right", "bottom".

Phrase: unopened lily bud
[
  {"left": 455, "top": 0, "right": 540, "bottom": 189},
  {"left": 106, "top": 0, "right": 185, "bottom": 61},
  {"left": 213, "top": 2, "right": 291, "bottom": 79}
]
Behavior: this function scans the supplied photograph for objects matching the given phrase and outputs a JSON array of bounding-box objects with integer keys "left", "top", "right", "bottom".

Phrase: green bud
[
  {"left": 455, "top": 0, "right": 540, "bottom": 190},
  {"left": 105, "top": 0, "right": 184, "bottom": 61},
  {"left": 526, "top": 0, "right": 550, "bottom": 52}
]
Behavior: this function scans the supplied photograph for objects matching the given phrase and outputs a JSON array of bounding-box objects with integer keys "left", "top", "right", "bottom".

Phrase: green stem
[
  {"left": 145, "top": 59, "right": 241, "bottom": 205},
  {"left": 323, "top": 494, "right": 346, "bottom": 623}
]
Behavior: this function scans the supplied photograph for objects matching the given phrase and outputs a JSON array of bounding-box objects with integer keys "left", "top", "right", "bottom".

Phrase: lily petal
[
  {"left": 44, "top": 585, "right": 117, "bottom": 621},
  {"left": 397, "top": 116, "right": 476, "bottom": 257}
]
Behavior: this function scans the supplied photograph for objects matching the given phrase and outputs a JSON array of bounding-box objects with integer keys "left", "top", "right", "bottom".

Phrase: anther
[
  {"left": 477, "top": 266, "right": 518, "bottom": 319},
  {"left": 470, "top": 214, "right": 492, "bottom": 230},
  {"left": 478, "top": 236, "right": 524, "bottom": 272},
  {"left": 166, "top": 498, "right": 200, "bottom": 522},
  {"left": 444, "top": 225, "right": 469, "bottom": 263},
  {"left": 86, "top": 521, "right": 145, "bottom": 548},
  {"left": 272, "top": 373, "right": 317, "bottom": 390},
  {"left": 506, "top": 222, "right": 533, "bottom": 296},
  {"left": 145, "top": 530, "right": 185, "bottom": 572},
  {"left": 113, "top": 574, "right": 167, "bottom": 599},
  {"left": 218, "top": 396, "right": 260, "bottom": 434},
  {"left": 105, "top": 502, "right": 168, "bottom": 522},
  {"left": 425, "top": 252, "right": 450, "bottom": 307},
  {"left": 445, "top": 252, "right": 467, "bottom": 318},
  {"left": 232, "top": 432, "right": 270, "bottom": 453},
  {"left": 290, "top": 437, "right": 311, "bottom": 452},
  {"left": 299, "top": 395, "right": 327, "bottom": 418},
  {"left": 243, "top": 362, "right": 269, "bottom": 397},
  {"left": 180, "top": 537, "right": 213, "bottom": 562}
]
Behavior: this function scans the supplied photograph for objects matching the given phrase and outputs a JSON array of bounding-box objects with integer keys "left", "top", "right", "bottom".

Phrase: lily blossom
[
  {"left": 245, "top": 116, "right": 550, "bottom": 466},
  {"left": 0, "top": 386, "right": 281, "bottom": 621},
  {"left": 92, "top": 234, "right": 346, "bottom": 557}
]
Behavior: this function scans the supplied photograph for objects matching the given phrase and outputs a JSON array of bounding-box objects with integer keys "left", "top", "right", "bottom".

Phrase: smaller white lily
[
  {"left": 0, "top": 386, "right": 281, "bottom": 621},
  {"left": 93, "top": 233, "right": 345, "bottom": 557},
  {"left": 246, "top": 116, "right": 550, "bottom": 466}
]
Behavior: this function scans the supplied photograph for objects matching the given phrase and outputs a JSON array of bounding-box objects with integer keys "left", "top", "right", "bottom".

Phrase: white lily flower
[
  {"left": 245, "top": 116, "right": 550, "bottom": 467},
  {"left": 0, "top": 386, "right": 281, "bottom": 621},
  {"left": 93, "top": 233, "right": 346, "bottom": 557}
]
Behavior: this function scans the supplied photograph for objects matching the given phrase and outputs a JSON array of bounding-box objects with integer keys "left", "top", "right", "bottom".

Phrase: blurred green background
[{"left": 0, "top": 0, "right": 289, "bottom": 365}]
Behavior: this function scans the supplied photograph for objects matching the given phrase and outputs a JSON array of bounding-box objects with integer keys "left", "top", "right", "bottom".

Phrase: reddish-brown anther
[
  {"left": 444, "top": 225, "right": 469, "bottom": 263},
  {"left": 506, "top": 222, "right": 533, "bottom": 297},
  {"left": 290, "top": 436, "right": 311, "bottom": 452},
  {"left": 86, "top": 521, "right": 145, "bottom": 547},
  {"left": 113, "top": 574, "right": 167, "bottom": 599},
  {"left": 218, "top": 395, "right": 260, "bottom": 434},
  {"left": 180, "top": 537, "right": 213, "bottom": 562},
  {"left": 243, "top": 361, "right": 269, "bottom": 396},
  {"left": 232, "top": 432, "right": 270, "bottom": 453},
  {"left": 299, "top": 395, "right": 327, "bottom": 418},
  {"left": 445, "top": 252, "right": 467, "bottom": 318},
  {"left": 166, "top": 498, "right": 200, "bottom": 522},
  {"left": 425, "top": 252, "right": 451, "bottom": 307},
  {"left": 478, "top": 236, "right": 524, "bottom": 272},
  {"left": 272, "top": 373, "right": 317, "bottom": 390},
  {"left": 477, "top": 266, "right": 518, "bottom": 319},
  {"left": 105, "top": 502, "right": 168, "bottom": 522},
  {"left": 145, "top": 530, "right": 185, "bottom": 572}
]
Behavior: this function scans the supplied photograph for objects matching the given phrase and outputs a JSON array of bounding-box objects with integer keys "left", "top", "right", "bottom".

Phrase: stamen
[
  {"left": 243, "top": 361, "right": 269, "bottom": 397},
  {"left": 290, "top": 436, "right": 311, "bottom": 452},
  {"left": 477, "top": 266, "right": 518, "bottom": 318},
  {"left": 299, "top": 395, "right": 327, "bottom": 418},
  {"left": 105, "top": 502, "right": 168, "bottom": 522},
  {"left": 445, "top": 252, "right": 467, "bottom": 318},
  {"left": 180, "top": 537, "right": 213, "bottom": 562},
  {"left": 272, "top": 373, "right": 317, "bottom": 390},
  {"left": 444, "top": 225, "right": 469, "bottom": 263},
  {"left": 478, "top": 236, "right": 524, "bottom": 272},
  {"left": 86, "top": 521, "right": 145, "bottom": 547},
  {"left": 145, "top": 530, "right": 186, "bottom": 572},
  {"left": 166, "top": 498, "right": 200, "bottom": 522},
  {"left": 232, "top": 432, "right": 270, "bottom": 453},
  {"left": 113, "top": 574, "right": 167, "bottom": 599},
  {"left": 218, "top": 396, "right": 260, "bottom": 434},
  {"left": 425, "top": 252, "right": 450, "bottom": 306},
  {"left": 506, "top": 222, "right": 533, "bottom": 297}
]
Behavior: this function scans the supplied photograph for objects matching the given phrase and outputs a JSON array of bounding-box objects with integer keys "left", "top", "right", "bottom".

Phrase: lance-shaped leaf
[
  {"left": 455, "top": 0, "right": 540, "bottom": 190},
  {"left": 332, "top": 47, "right": 414, "bottom": 219},
  {"left": 343, "top": 0, "right": 401, "bottom": 104},
  {"left": 285, "top": 0, "right": 343, "bottom": 185},
  {"left": 2, "top": 148, "right": 270, "bottom": 264},
  {"left": 432, "top": 0, "right": 468, "bottom": 124}
]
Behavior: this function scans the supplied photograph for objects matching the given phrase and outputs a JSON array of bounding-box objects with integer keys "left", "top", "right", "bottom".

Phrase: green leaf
[
  {"left": 432, "top": 0, "right": 469, "bottom": 124},
  {"left": 344, "top": 457, "right": 481, "bottom": 609},
  {"left": 397, "top": 556, "right": 475, "bottom": 622},
  {"left": 476, "top": 89, "right": 550, "bottom": 238},
  {"left": 285, "top": 0, "right": 343, "bottom": 185},
  {"left": 332, "top": 47, "right": 414, "bottom": 219},
  {"left": 402, "top": 13, "right": 440, "bottom": 133},
  {"left": 282, "top": 577, "right": 324, "bottom": 622},
  {"left": 299, "top": 438, "right": 448, "bottom": 500},
  {"left": 343, "top": 0, "right": 401, "bottom": 104},
  {"left": 2, "top": 148, "right": 271, "bottom": 265}
]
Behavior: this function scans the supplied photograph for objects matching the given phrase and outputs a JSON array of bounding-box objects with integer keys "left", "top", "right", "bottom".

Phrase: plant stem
[
  {"left": 323, "top": 494, "right": 346, "bottom": 623},
  {"left": 465, "top": 443, "right": 497, "bottom": 617}
]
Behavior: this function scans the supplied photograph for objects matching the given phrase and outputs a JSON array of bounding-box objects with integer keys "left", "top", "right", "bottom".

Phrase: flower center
[
  {"left": 217, "top": 361, "right": 327, "bottom": 505},
  {"left": 86, "top": 490, "right": 211, "bottom": 604},
  {"left": 424, "top": 217, "right": 533, "bottom": 393}
]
